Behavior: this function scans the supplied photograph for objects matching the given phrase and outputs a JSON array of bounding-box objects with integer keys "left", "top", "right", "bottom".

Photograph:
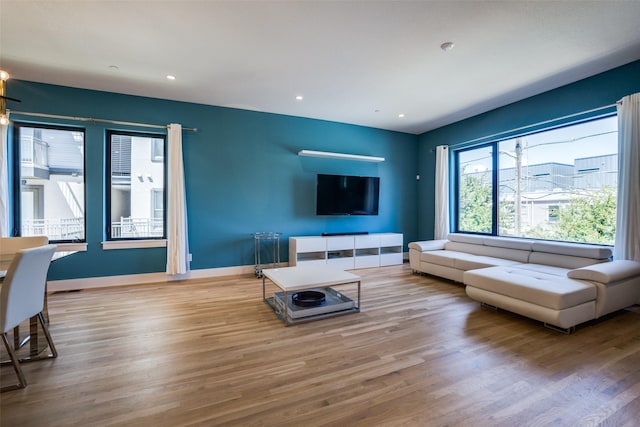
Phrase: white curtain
[
  {"left": 166, "top": 123, "right": 190, "bottom": 275},
  {"left": 434, "top": 145, "right": 450, "bottom": 240},
  {"left": 0, "top": 122, "right": 9, "bottom": 237},
  {"left": 614, "top": 93, "right": 640, "bottom": 261}
]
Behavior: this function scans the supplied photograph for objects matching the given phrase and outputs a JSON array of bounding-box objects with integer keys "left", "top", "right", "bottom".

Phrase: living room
[
  {"left": 1, "top": 1, "right": 640, "bottom": 425},
  {"left": 3, "top": 57, "right": 640, "bottom": 289}
]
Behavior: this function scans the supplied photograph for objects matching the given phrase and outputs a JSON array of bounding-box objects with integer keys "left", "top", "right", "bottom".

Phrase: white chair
[
  {"left": 0, "top": 236, "right": 50, "bottom": 349},
  {"left": 0, "top": 244, "right": 57, "bottom": 391}
]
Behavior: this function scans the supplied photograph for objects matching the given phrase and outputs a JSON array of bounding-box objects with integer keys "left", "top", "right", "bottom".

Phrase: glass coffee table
[{"left": 262, "top": 265, "right": 361, "bottom": 325}]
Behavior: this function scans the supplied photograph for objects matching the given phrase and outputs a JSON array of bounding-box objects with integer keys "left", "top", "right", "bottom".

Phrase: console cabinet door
[
  {"left": 355, "top": 234, "right": 381, "bottom": 268},
  {"left": 326, "top": 237, "right": 354, "bottom": 269},
  {"left": 379, "top": 233, "right": 404, "bottom": 266},
  {"left": 289, "top": 237, "right": 326, "bottom": 266}
]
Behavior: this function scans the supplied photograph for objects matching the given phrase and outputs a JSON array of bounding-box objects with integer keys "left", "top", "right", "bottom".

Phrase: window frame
[
  {"left": 105, "top": 129, "right": 167, "bottom": 241},
  {"left": 452, "top": 114, "right": 618, "bottom": 244},
  {"left": 12, "top": 122, "right": 87, "bottom": 243},
  {"left": 453, "top": 142, "right": 498, "bottom": 236}
]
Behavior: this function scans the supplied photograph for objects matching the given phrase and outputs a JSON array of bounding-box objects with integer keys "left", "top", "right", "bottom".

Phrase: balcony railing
[
  {"left": 111, "top": 217, "right": 164, "bottom": 238},
  {"left": 22, "top": 218, "right": 84, "bottom": 241},
  {"left": 21, "top": 218, "right": 162, "bottom": 240}
]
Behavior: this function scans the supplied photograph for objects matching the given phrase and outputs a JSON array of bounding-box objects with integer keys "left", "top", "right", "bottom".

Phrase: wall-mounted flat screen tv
[{"left": 316, "top": 174, "right": 380, "bottom": 216}]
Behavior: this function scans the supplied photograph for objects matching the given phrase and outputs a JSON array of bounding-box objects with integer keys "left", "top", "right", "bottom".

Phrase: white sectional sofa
[{"left": 409, "top": 233, "right": 640, "bottom": 332}]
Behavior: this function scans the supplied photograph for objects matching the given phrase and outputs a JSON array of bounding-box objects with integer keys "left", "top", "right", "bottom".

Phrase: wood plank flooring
[{"left": 2, "top": 264, "right": 640, "bottom": 426}]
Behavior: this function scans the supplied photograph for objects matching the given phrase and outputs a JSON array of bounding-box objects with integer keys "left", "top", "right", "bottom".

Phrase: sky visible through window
[{"left": 464, "top": 116, "right": 617, "bottom": 172}]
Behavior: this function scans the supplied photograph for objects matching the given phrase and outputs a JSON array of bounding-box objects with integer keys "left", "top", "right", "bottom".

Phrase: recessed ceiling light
[
  {"left": 398, "top": 113, "right": 405, "bottom": 118},
  {"left": 440, "top": 41, "right": 455, "bottom": 52},
  {"left": 295, "top": 95, "right": 304, "bottom": 101},
  {"left": 166, "top": 75, "right": 176, "bottom": 80},
  {"left": 108, "top": 65, "right": 119, "bottom": 71}
]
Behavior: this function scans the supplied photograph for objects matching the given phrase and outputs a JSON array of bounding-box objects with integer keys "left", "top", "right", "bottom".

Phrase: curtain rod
[
  {"left": 442, "top": 102, "right": 619, "bottom": 151},
  {"left": 8, "top": 110, "right": 198, "bottom": 132}
]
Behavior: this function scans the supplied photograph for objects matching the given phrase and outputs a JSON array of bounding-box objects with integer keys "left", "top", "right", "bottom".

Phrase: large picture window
[
  {"left": 106, "top": 131, "right": 166, "bottom": 240},
  {"left": 13, "top": 123, "right": 86, "bottom": 242},
  {"left": 455, "top": 115, "right": 618, "bottom": 245}
]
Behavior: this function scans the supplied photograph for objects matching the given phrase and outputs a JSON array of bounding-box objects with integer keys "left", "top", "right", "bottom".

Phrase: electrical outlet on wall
[{"left": 188, "top": 253, "right": 192, "bottom": 262}]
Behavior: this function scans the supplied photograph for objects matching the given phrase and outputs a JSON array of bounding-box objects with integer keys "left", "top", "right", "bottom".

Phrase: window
[
  {"left": 106, "top": 131, "right": 166, "bottom": 240},
  {"left": 13, "top": 123, "right": 85, "bottom": 242},
  {"left": 455, "top": 115, "right": 617, "bottom": 245},
  {"left": 456, "top": 145, "right": 495, "bottom": 234}
]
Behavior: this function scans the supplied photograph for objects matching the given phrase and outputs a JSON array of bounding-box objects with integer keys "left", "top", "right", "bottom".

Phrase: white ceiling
[{"left": 1, "top": 1, "right": 640, "bottom": 135}]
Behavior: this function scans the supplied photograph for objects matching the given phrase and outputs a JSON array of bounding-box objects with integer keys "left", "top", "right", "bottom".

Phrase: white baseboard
[{"left": 47, "top": 263, "right": 287, "bottom": 292}]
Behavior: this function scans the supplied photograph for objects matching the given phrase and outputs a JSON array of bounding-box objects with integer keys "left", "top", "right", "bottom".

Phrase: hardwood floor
[{"left": 2, "top": 264, "right": 640, "bottom": 426}]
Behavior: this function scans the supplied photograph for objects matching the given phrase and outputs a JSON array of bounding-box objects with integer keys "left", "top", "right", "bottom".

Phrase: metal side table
[{"left": 253, "top": 232, "right": 282, "bottom": 277}]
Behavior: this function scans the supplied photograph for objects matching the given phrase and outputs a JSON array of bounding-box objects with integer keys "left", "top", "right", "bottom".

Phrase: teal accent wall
[
  {"left": 9, "top": 81, "right": 419, "bottom": 280},
  {"left": 417, "top": 59, "right": 640, "bottom": 241},
  {"left": 11, "top": 59, "right": 639, "bottom": 280}
]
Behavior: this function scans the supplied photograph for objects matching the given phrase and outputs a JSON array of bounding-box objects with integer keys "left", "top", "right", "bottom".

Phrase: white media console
[{"left": 289, "top": 233, "right": 404, "bottom": 270}]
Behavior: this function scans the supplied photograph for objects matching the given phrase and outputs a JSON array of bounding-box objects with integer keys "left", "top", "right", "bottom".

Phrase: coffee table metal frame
[{"left": 262, "top": 265, "right": 361, "bottom": 325}]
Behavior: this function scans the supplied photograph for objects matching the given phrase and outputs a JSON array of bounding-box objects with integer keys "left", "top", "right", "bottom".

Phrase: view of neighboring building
[
  {"left": 498, "top": 153, "right": 618, "bottom": 236},
  {"left": 458, "top": 115, "right": 618, "bottom": 244},
  {"left": 18, "top": 125, "right": 85, "bottom": 241},
  {"left": 108, "top": 133, "right": 165, "bottom": 240},
  {"left": 17, "top": 125, "right": 165, "bottom": 242}
]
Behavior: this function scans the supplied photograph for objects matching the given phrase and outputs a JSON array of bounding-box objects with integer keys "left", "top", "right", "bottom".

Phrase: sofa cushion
[
  {"left": 421, "top": 250, "right": 522, "bottom": 271},
  {"left": 445, "top": 241, "right": 488, "bottom": 256},
  {"left": 479, "top": 245, "right": 531, "bottom": 263},
  {"left": 447, "top": 233, "right": 486, "bottom": 245},
  {"left": 454, "top": 256, "right": 522, "bottom": 271},
  {"left": 445, "top": 241, "right": 530, "bottom": 263},
  {"left": 464, "top": 266, "right": 597, "bottom": 310},
  {"left": 482, "top": 236, "right": 534, "bottom": 251},
  {"left": 510, "top": 263, "right": 570, "bottom": 277},
  {"left": 529, "top": 252, "right": 606, "bottom": 269},
  {"left": 568, "top": 260, "right": 640, "bottom": 284},
  {"left": 420, "top": 250, "right": 470, "bottom": 268},
  {"left": 409, "top": 240, "right": 447, "bottom": 251},
  {"left": 531, "top": 241, "right": 612, "bottom": 260}
]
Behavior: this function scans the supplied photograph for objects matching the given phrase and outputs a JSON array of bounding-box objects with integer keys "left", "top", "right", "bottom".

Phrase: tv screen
[{"left": 316, "top": 174, "right": 380, "bottom": 216}]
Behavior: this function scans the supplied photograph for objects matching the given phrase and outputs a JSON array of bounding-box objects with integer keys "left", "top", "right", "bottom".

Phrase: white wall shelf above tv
[
  {"left": 289, "top": 233, "right": 403, "bottom": 269},
  {"left": 298, "top": 150, "right": 385, "bottom": 162}
]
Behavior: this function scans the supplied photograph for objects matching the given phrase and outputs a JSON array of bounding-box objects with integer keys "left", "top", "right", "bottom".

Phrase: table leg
[
  {"left": 29, "top": 316, "right": 40, "bottom": 357},
  {"left": 284, "top": 290, "right": 289, "bottom": 325},
  {"left": 257, "top": 240, "right": 262, "bottom": 277},
  {"left": 43, "top": 284, "right": 50, "bottom": 324},
  {"left": 13, "top": 326, "right": 20, "bottom": 348}
]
